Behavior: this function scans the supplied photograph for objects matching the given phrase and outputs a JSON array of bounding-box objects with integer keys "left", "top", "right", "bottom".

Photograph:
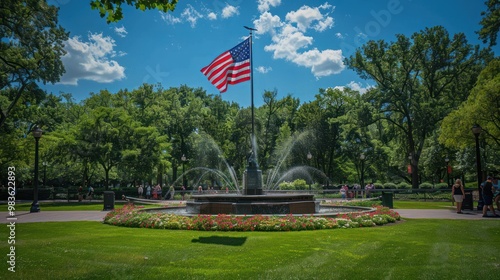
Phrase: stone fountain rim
[{"left": 140, "top": 205, "right": 376, "bottom": 218}]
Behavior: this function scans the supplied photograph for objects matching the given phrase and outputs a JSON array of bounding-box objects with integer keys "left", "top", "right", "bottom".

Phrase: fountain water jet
[{"left": 184, "top": 131, "right": 323, "bottom": 215}]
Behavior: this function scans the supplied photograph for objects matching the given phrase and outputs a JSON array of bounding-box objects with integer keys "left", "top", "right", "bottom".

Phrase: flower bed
[{"left": 103, "top": 205, "right": 401, "bottom": 231}]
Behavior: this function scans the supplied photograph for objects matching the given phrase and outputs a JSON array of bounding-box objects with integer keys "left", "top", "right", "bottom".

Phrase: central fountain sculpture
[{"left": 186, "top": 151, "right": 318, "bottom": 215}]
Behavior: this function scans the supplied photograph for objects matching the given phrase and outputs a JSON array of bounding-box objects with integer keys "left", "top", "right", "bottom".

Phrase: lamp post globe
[
  {"left": 30, "top": 127, "right": 43, "bottom": 213},
  {"left": 471, "top": 124, "right": 483, "bottom": 210}
]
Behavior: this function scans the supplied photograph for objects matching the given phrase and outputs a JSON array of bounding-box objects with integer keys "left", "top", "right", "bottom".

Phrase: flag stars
[{"left": 230, "top": 39, "right": 250, "bottom": 62}]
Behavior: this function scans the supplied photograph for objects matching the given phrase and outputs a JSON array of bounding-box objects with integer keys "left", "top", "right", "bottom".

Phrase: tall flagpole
[
  {"left": 243, "top": 26, "right": 262, "bottom": 195},
  {"left": 244, "top": 26, "right": 257, "bottom": 145},
  {"left": 243, "top": 26, "right": 257, "bottom": 162}
]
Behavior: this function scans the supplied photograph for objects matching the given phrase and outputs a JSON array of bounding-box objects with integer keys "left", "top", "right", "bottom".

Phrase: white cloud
[
  {"left": 160, "top": 12, "right": 182, "bottom": 25},
  {"left": 254, "top": 12, "right": 282, "bottom": 35},
  {"left": 264, "top": 24, "right": 313, "bottom": 59},
  {"left": 160, "top": 4, "right": 238, "bottom": 27},
  {"left": 181, "top": 4, "right": 203, "bottom": 27},
  {"left": 335, "top": 32, "right": 344, "bottom": 39},
  {"left": 258, "top": 0, "right": 281, "bottom": 13},
  {"left": 207, "top": 12, "right": 217, "bottom": 20},
  {"left": 292, "top": 49, "right": 344, "bottom": 77},
  {"left": 285, "top": 4, "right": 334, "bottom": 32},
  {"left": 114, "top": 25, "right": 128, "bottom": 38},
  {"left": 255, "top": 2, "right": 344, "bottom": 79},
  {"left": 222, "top": 5, "right": 239, "bottom": 18},
  {"left": 256, "top": 66, "right": 272, "bottom": 73},
  {"left": 334, "top": 81, "right": 373, "bottom": 94},
  {"left": 58, "top": 33, "right": 125, "bottom": 85}
]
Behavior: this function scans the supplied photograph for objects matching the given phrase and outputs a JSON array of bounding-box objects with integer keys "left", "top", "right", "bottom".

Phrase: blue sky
[{"left": 42, "top": 0, "right": 499, "bottom": 107}]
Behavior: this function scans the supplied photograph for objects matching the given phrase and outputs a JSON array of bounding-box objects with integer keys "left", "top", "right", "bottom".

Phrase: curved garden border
[{"left": 103, "top": 205, "right": 401, "bottom": 231}]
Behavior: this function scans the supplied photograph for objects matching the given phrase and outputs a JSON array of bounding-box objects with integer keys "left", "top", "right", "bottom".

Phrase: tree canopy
[
  {"left": 0, "top": 0, "right": 68, "bottom": 128},
  {"left": 479, "top": 0, "right": 500, "bottom": 46},
  {"left": 345, "top": 26, "right": 489, "bottom": 188},
  {"left": 90, "top": 0, "right": 179, "bottom": 23}
]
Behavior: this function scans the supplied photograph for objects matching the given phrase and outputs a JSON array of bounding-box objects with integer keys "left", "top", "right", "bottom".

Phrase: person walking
[
  {"left": 451, "top": 179, "right": 465, "bottom": 214},
  {"left": 482, "top": 176, "right": 499, "bottom": 217},
  {"left": 87, "top": 186, "right": 94, "bottom": 201}
]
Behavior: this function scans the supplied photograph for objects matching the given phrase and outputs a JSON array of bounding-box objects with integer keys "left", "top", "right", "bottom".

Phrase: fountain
[{"left": 143, "top": 132, "right": 372, "bottom": 217}]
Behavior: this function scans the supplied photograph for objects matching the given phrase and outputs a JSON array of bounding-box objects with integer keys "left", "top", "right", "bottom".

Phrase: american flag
[{"left": 201, "top": 38, "right": 251, "bottom": 93}]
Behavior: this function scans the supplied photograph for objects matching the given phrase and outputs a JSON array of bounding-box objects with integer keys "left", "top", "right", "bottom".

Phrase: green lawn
[
  {"left": 0, "top": 199, "right": 454, "bottom": 212},
  {"left": 1, "top": 219, "right": 499, "bottom": 279},
  {"left": 393, "top": 200, "right": 454, "bottom": 209},
  {"left": 0, "top": 201, "right": 167, "bottom": 211}
]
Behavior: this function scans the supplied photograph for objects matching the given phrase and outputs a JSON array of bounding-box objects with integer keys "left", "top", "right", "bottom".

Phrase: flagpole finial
[{"left": 244, "top": 26, "right": 257, "bottom": 32}]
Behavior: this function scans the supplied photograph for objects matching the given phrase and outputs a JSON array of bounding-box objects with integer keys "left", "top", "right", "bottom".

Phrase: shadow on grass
[{"left": 192, "top": 236, "right": 247, "bottom": 246}]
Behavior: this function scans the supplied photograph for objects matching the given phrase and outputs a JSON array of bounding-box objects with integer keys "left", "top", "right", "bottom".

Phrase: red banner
[
  {"left": 447, "top": 165, "right": 452, "bottom": 174},
  {"left": 407, "top": 165, "right": 412, "bottom": 174}
]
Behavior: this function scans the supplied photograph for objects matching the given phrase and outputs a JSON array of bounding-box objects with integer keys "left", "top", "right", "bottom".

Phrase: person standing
[
  {"left": 138, "top": 185, "right": 143, "bottom": 198},
  {"left": 482, "top": 176, "right": 498, "bottom": 217},
  {"left": 78, "top": 186, "right": 83, "bottom": 202},
  {"left": 145, "top": 185, "right": 151, "bottom": 199},
  {"left": 493, "top": 178, "right": 500, "bottom": 211},
  {"left": 340, "top": 185, "right": 347, "bottom": 200},
  {"left": 157, "top": 184, "right": 162, "bottom": 200},
  {"left": 452, "top": 179, "right": 465, "bottom": 214},
  {"left": 181, "top": 185, "right": 186, "bottom": 200},
  {"left": 168, "top": 185, "right": 175, "bottom": 200},
  {"left": 365, "top": 183, "right": 374, "bottom": 198}
]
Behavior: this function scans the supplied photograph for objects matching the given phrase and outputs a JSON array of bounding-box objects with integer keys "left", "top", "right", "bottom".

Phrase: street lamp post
[
  {"left": 181, "top": 154, "right": 187, "bottom": 188},
  {"left": 307, "top": 152, "right": 312, "bottom": 191},
  {"left": 472, "top": 124, "right": 483, "bottom": 210},
  {"left": 43, "top": 161, "right": 47, "bottom": 187},
  {"left": 30, "top": 127, "right": 43, "bottom": 213},
  {"left": 360, "top": 153, "right": 366, "bottom": 189},
  {"left": 445, "top": 157, "right": 450, "bottom": 187}
]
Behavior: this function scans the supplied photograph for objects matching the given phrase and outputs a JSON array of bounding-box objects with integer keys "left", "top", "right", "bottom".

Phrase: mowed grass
[
  {"left": 393, "top": 200, "right": 454, "bottom": 209},
  {"left": 0, "top": 201, "right": 167, "bottom": 211},
  {"left": 1, "top": 199, "right": 452, "bottom": 212},
  {"left": 2, "top": 219, "right": 499, "bottom": 279}
]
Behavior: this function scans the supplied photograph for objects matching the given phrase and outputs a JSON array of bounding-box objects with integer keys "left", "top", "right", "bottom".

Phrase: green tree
[
  {"left": 345, "top": 26, "right": 488, "bottom": 188},
  {"left": 479, "top": 0, "right": 500, "bottom": 46},
  {"left": 440, "top": 58, "right": 500, "bottom": 151},
  {"left": 73, "top": 106, "right": 135, "bottom": 189},
  {"left": 0, "top": 0, "right": 68, "bottom": 128},
  {"left": 90, "top": 0, "right": 179, "bottom": 23}
]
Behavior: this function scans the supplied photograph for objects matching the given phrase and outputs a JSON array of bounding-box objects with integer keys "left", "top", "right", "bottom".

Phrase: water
[{"left": 173, "top": 130, "right": 329, "bottom": 193}]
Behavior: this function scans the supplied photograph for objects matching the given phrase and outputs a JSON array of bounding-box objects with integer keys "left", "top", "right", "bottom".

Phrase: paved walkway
[{"left": 1, "top": 208, "right": 499, "bottom": 223}]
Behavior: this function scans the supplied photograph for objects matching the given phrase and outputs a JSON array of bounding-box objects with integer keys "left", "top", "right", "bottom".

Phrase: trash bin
[
  {"left": 103, "top": 191, "right": 115, "bottom": 211},
  {"left": 381, "top": 192, "right": 393, "bottom": 208},
  {"left": 461, "top": 192, "right": 473, "bottom": 210}
]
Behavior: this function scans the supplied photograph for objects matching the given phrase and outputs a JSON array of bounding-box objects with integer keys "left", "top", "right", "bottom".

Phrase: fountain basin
[{"left": 187, "top": 194, "right": 317, "bottom": 215}]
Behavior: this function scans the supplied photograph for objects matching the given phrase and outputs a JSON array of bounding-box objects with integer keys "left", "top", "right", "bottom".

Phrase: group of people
[
  {"left": 339, "top": 183, "right": 375, "bottom": 199},
  {"left": 137, "top": 184, "right": 173, "bottom": 200},
  {"left": 452, "top": 176, "right": 500, "bottom": 217},
  {"left": 77, "top": 185, "right": 93, "bottom": 202}
]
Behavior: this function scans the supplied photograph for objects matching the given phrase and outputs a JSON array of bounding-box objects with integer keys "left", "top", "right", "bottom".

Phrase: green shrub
[
  {"left": 419, "top": 182, "right": 433, "bottom": 189},
  {"left": 384, "top": 183, "right": 397, "bottom": 189},
  {"left": 397, "top": 182, "right": 411, "bottom": 189},
  {"left": 292, "top": 179, "right": 308, "bottom": 190},
  {"left": 278, "top": 179, "right": 308, "bottom": 190},
  {"left": 435, "top": 183, "right": 449, "bottom": 189}
]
